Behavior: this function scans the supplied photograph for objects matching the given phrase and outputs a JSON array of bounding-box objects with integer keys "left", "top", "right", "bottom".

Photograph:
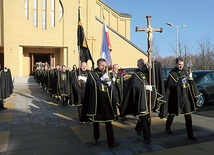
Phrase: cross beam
[
  {"left": 136, "top": 16, "right": 162, "bottom": 126},
  {"left": 136, "top": 16, "right": 162, "bottom": 51}
]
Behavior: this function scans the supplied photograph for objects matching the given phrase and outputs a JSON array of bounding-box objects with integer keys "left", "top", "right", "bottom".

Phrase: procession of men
[
  {"left": 29, "top": 54, "right": 202, "bottom": 148},
  {"left": 0, "top": 15, "right": 202, "bottom": 148}
]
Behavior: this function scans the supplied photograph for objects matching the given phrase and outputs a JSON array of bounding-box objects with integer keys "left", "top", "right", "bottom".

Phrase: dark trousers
[
  {"left": 166, "top": 114, "right": 194, "bottom": 136},
  {"left": 0, "top": 100, "right": 4, "bottom": 108},
  {"left": 136, "top": 115, "right": 151, "bottom": 140},
  {"left": 77, "top": 105, "right": 82, "bottom": 121},
  {"left": 93, "top": 122, "right": 115, "bottom": 145},
  {"left": 62, "top": 96, "right": 68, "bottom": 106}
]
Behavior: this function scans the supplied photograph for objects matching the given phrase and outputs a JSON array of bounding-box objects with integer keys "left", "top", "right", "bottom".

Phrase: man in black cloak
[
  {"left": 0, "top": 68, "right": 14, "bottom": 110},
  {"left": 51, "top": 65, "right": 60, "bottom": 99},
  {"left": 161, "top": 57, "right": 201, "bottom": 141},
  {"left": 110, "top": 64, "right": 124, "bottom": 121},
  {"left": 120, "top": 58, "right": 166, "bottom": 144},
  {"left": 47, "top": 65, "right": 55, "bottom": 94},
  {"left": 120, "top": 58, "right": 152, "bottom": 144},
  {"left": 0, "top": 69, "right": 6, "bottom": 110},
  {"left": 57, "top": 65, "right": 70, "bottom": 106},
  {"left": 81, "top": 58, "right": 119, "bottom": 147},
  {"left": 40, "top": 65, "right": 49, "bottom": 90},
  {"left": 70, "top": 62, "right": 89, "bottom": 121}
]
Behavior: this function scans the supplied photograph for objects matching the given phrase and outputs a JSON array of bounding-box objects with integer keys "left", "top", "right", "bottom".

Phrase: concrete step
[{"left": 13, "top": 76, "right": 36, "bottom": 83}]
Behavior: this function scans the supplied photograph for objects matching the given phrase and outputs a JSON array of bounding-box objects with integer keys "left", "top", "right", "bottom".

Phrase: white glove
[
  {"left": 112, "top": 77, "right": 116, "bottom": 82},
  {"left": 78, "top": 76, "right": 83, "bottom": 81},
  {"left": 106, "top": 81, "right": 111, "bottom": 86},
  {"left": 82, "top": 76, "right": 87, "bottom": 82},
  {"left": 100, "top": 73, "right": 109, "bottom": 81},
  {"left": 182, "top": 77, "right": 188, "bottom": 84},
  {"left": 78, "top": 76, "right": 87, "bottom": 82},
  {"left": 145, "top": 85, "right": 152, "bottom": 91}
]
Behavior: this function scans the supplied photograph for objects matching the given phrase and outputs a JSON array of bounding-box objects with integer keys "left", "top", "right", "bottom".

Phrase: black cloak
[
  {"left": 57, "top": 70, "right": 70, "bottom": 97},
  {"left": 120, "top": 70, "right": 150, "bottom": 117},
  {"left": 109, "top": 72, "right": 124, "bottom": 106},
  {"left": 120, "top": 61, "right": 166, "bottom": 117},
  {"left": 70, "top": 69, "right": 89, "bottom": 105},
  {"left": 0, "top": 69, "right": 14, "bottom": 100},
  {"left": 81, "top": 68, "right": 117, "bottom": 122},
  {"left": 159, "top": 67, "right": 201, "bottom": 117}
]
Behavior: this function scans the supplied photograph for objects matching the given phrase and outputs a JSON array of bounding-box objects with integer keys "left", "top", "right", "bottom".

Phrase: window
[
  {"left": 50, "top": 0, "right": 55, "bottom": 27},
  {"left": 59, "top": 1, "right": 63, "bottom": 21},
  {"left": 24, "top": 0, "right": 29, "bottom": 20},
  {"left": 24, "top": 0, "right": 64, "bottom": 29},
  {"left": 42, "top": 0, "right": 47, "bottom": 29},
  {"left": 33, "top": 0, "right": 38, "bottom": 27},
  {"left": 201, "top": 73, "right": 213, "bottom": 84}
]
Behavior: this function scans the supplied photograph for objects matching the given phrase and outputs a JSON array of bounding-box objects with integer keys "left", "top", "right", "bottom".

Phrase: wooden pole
[
  {"left": 136, "top": 16, "right": 162, "bottom": 126},
  {"left": 78, "top": 0, "right": 81, "bottom": 76}
]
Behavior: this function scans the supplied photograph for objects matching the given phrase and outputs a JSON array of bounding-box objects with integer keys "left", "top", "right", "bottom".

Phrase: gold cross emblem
[{"left": 61, "top": 73, "right": 66, "bottom": 80}]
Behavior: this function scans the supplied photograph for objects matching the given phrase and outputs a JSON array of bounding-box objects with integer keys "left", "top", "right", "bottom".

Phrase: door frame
[{"left": 29, "top": 53, "right": 53, "bottom": 75}]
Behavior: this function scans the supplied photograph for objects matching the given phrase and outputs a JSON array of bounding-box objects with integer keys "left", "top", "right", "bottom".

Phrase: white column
[{"left": 63, "top": 48, "right": 68, "bottom": 66}]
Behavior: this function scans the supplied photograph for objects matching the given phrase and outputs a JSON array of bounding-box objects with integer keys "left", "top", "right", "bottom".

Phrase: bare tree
[
  {"left": 151, "top": 39, "right": 160, "bottom": 60},
  {"left": 154, "top": 37, "right": 214, "bottom": 70},
  {"left": 168, "top": 39, "right": 192, "bottom": 59},
  {"left": 168, "top": 43, "right": 176, "bottom": 57},
  {"left": 179, "top": 41, "right": 193, "bottom": 68},
  {"left": 195, "top": 37, "right": 214, "bottom": 70},
  {"left": 155, "top": 56, "right": 175, "bottom": 67}
]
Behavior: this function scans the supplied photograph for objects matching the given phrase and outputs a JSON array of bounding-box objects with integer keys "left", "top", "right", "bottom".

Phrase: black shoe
[
  {"left": 165, "top": 128, "right": 172, "bottom": 134},
  {"left": 135, "top": 127, "right": 142, "bottom": 135},
  {"left": 145, "top": 139, "right": 152, "bottom": 145},
  {"left": 94, "top": 139, "right": 99, "bottom": 145},
  {"left": 188, "top": 135, "right": 197, "bottom": 141},
  {"left": 108, "top": 142, "right": 120, "bottom": 148},
  {"left": 135, "top": 121, "right": 142, "bottom": 135},
  {"left": 120, "top": 117, "right": 127, "bottom": 121},
  {"left": 0, "top": 107, "right": 7, "bottom": 110}
]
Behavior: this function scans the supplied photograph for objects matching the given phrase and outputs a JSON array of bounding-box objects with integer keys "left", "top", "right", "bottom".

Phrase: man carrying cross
[
  {"left": 135, "top": 15, "right": 163, "bottom": 124},
  {"left": 120, "top": 16, "right": 164, "bottom": 145}
]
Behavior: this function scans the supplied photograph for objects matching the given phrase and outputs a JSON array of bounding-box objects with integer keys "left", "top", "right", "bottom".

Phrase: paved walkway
[{"left": 0, "top": 82, "right": 214, "bottom": 155}]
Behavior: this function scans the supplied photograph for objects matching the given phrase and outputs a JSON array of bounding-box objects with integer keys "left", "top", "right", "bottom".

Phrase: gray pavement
[{"left": 0, "top": 82, "right": 214, "bottom": 155}]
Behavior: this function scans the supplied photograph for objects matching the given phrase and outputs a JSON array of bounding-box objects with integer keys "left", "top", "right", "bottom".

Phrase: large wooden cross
[{"left": 136, "top": 16, "right": 162, "bottom": 125}]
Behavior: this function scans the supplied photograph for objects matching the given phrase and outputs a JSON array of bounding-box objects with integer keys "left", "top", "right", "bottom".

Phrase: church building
[{"left": 0, "top": 0, "right": 147, "bottom": 82}]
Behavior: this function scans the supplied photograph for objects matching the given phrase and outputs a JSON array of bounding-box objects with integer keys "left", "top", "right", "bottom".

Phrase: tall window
[
  {"left": 42, "top": 0, "right": 47, "bottom": 29},
  {"left": 50, "top": 0, "right": 55, "bottom": 28},
  {"left": 24, "top": 0, "right": 29, "bottom": 20},
  {"left": 33, "top": 0, "right": 38, "bottom": 27}
]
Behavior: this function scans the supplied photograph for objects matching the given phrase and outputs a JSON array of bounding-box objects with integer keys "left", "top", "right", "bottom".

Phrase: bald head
[{"left": 137, "top": 58, "right": 145, "bottom": 69}]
